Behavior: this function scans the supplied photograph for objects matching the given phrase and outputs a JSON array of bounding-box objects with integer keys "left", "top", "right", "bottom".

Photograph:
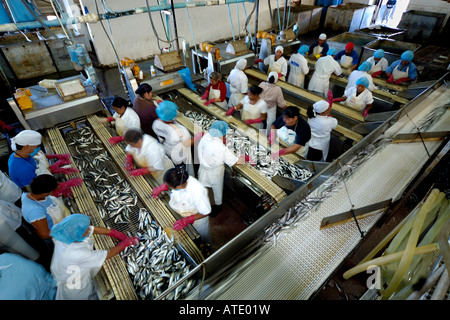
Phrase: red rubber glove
[
  {"left": 394, "top": 77, "right": 409, "bottom": 85},
  {"left": 107, "top": 229, "right": 128, "bottom": 241},
  {"left": 173, "top": 215, "right": 196, "bottom": 231},
  {"left": 332, "top": 97, "right": 344, "bottom": 102},
  {"left": 244, "top": 155, "right": 255, "bottom": 166},
  {"left": 49, "top": 159, "right": 72, "bottom": 170},
  {"left": 254, "top": 58, "right": 263, "bottom": 64},
  {"left": 193, "top": 131, "right": 204, "bottom": 142},
  {"left": 53, "top": 178, "right": 83, "bottom": 197},
  {"left": 371, "top": 70, "right": 382, "bottom": 78},
  {"left": 245, "top": 118, "right": 262, "bottom": 125},
  {"left": 151, "top": 183, "right": 169, "bottom": 198},
  {"left": 226, "top": 106, "right": 236, "bottom": 116},
  {"left": 118, "top": 236, "right": 139, "bottom": 249},
  {"left": 362, "top": 109, "right": 369, "bottom": 118},
  {"left": 125, "top": 155, "right": 134, "bottom": 171},
  {"left": 129, "top": 167, "right": 151, "bottom": 176},
  {"left": 106, "top": 116, "right": 115, "bottom": 122},
  {"left": 271, "top": 149, "right": 286, "bottom": 160},
  {"left": 278, "top": 73, "right": 283, "bottom": 79},
  {"left": 386, "top": 74, "right": 394, "bottom": 83},
  {"left": 109, "top": 136, "right": 124, "bottom": 145},
  {"left": 200, "top": 92, "right": 209, "bottom": 100},
  {"left": 268, "top": 130, "right": 276, "bottom": 145},
  {"left": 0, "top": 121, "right": 13, "bottom": 131},
  {"left": 204, "top": 99, "right": 215, "bottom": 106},
  {"left": 327, "top": 90, "right": 333, "bottom": 107},
  {"left": 46, "top": 153, "right": 71, "bottom": 160}
]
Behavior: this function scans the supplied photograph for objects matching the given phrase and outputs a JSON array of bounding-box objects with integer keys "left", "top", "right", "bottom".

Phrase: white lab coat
[
  {"left": 152, "top": 119, "right": 194, "bottom": 177},
  {"left": 307, "top": 115, "right": 338, "bottom": 161},
  {"left": 308, "top": 56, "right": 342, "bottom": 97},
  {"left": 168, "top": 177, "right": 211, "bottom": 244},
  {"left": 227, "top": 68, "right": 248, "bottom": 107},
  {"left": 125, "top": 134, "right": 174, "bottom": 184},
  {"left": 346, "top": 70, "right": 375, "bottom": 92},
  {"left": 264, "top": 55, "right": 288, "bottom": 81},
  {"left": 287, "top": 53, "right": 309, "bottom": 88},
  {"left": 366, "top": 56, "right": 389, "bottom": 74},
  {"left": 0, "top": 170, "right": 22, "bottom": 203},
  {"left": 112, "top": 107, "right": 141, "bottom": 136},
  {"left": 198, "top": 133, "right": 239, "bottom": 206},
  {"left": 239, "top": 96, "right": 268, "bottom": 130},
  {"left": 344, "top": 86, "right": 374, "bottom": 112},
  {"left": 50, "top": 226, "right": 107, "bottom": 300}
]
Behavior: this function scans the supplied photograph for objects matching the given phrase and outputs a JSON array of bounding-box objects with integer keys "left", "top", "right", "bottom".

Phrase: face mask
[{"left": 29, "top": 147, "right": 40, "bottom": 157}]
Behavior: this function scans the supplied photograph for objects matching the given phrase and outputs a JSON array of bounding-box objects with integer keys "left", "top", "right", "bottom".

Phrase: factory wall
[{"left": 80, "top": 0, "right": 279, "bottom": 67}]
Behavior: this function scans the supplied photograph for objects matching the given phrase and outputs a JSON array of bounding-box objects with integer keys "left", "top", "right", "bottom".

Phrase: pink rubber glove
[
  {"left": 46, "top": 153, "right": 71, "bottom": 160},
  {"left": 371, "top": 70, "right": 382, "bottom": 78},
  {"left": 193, "top": 131, "right": 204, "bottom": 142},
  {"left": 278, "top": 73, "right": 283, "bottom": 79},
  {"left": 118, "top": 236, "right": 139, "bottom": 249},
  {"left": 362, "top": 109, "right": 369, "bottom": 118},
  {"left": 49, "top": 159, "right": 72, "bottom": 170},
  {"left": 109, "top": 136, "right": 124, "bottom": 145},
  {"left": 106, "top": 116, "right": 115, "bottom": 122},
  {"left": 125, "top": 155, "right": 134, "bottom": 171},
  {"left": 151, "top": 183, "right": 169, "bottom": 198},
  {"left": 245, "top": 118, "right": 262, "bottom": 125},
  {"left": 226, "top": 106, "right": 236, "bottom": 116},
  {"left": 395, "top": 77, "right": 409, "bottom": 85},
  {"left": 332, "top": 97, "right": 344, "bottom": 102},
  {"left": 327, "top": 90, "right": 333, "bottom": 106},
  {"left": 129, "top": 167, "right": 151, "bottom": 176},
  {"left": 244, "top": 155, "right": 256, "bottom": 166},
  {"left": 386, "top": 74, "right": 394, "bottom": 83},
  {"left": 173, "top": 215, "right": 196, "bottom": 231},
  {"left": 53, "top": 178, "right": 84, "bottom": 197},
  {"left": 268, "top": 130, "right": 276, "bottom": 145},
  {"left": 0, "top": 121, "right": 13, "bottom": 131},
  {"left": 204, "top": 99, "right": 215, "bottom": 106},
  {"left": 254, "top": 58, "right": 263, "bottom": 64},
  {"left": 271, "top": 149, "right": 286, "bottom": 160},
  {"left": 107, "top": 229, "right": 128, "bottom": 241}
]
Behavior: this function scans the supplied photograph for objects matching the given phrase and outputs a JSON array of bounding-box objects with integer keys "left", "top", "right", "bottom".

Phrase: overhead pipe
[{"left": 0, "top": 0, "right": 256, "bottom": 33}]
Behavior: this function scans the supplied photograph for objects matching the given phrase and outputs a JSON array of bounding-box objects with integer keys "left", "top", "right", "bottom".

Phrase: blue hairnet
[
  {"left": 327, "top": 48, "right": 337, "bottom": 56},
  {"left": 356, "top": 76, "right": 369, "bottom": 88},
  {"left": 374, "top": 49, "right": 385, "bottom": 59},
  {"left": 209, "top": 120, "right": 229, "bottom": 137},
  {"left": 50, "top": 214, "right": 90, "bottom": 244},
  {"left": 401, "top": 50, "right": 414, "bottom": 62},
  {"left": 156, "top": 101, "right": 178, "bottom": 121},
  {"left": 298, "top": 45, "right": 309, "bottom": 55},
  {"left": 358, "top": 61, "right": 372, "bottom": 72}
]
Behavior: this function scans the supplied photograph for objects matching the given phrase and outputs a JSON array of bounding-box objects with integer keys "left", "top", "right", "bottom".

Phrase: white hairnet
[
  {"left": 10, "top": 130, "right": 42, "bottom": 151},
  {"left": 275, "top": 46, "right": 284, "bottom": 54},
  {"left": 235, "top": 58, "right": 247, "bottom": 70},
  {"left": 267, "top": 71, "right": 278, "bottom": 83},
  {"left": 319, "top": 33, "right": 327, "bottom": 40},
  {"left": 313, "top": 100, "right": 329, "bottom": 115}
]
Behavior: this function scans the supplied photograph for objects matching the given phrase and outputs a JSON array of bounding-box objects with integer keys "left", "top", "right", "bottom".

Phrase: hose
[{"left": 227, "top": 4, "right": 236, "bottom": 41}]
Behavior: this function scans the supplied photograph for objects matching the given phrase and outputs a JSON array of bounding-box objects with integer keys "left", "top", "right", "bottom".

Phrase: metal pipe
[
  {"left": 253, "top": 0, "right": 259, "bottom": 53},
  {"left": 0, "top": 0, "right": 255, "bottom": 32}
]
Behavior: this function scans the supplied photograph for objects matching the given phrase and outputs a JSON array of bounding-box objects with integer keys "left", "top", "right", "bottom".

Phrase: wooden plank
[
  {"left": 392, "top": 131, "right": 449, "bottom": 144},
  {"left": 245, "top": 68, "right": 365, "bottom": 122}
]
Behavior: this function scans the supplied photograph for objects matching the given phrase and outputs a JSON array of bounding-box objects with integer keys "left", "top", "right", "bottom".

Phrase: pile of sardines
[
  {"left": 184, "top": 110, "right": 312, "bottom": 181},
  {"left": 64, "top": 125, "right": 196, "bottom": 299}
]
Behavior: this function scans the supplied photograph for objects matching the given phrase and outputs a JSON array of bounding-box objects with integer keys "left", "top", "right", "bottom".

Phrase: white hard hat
[{"left": 319, "top": 33, "right": 327, "bottom": 40}]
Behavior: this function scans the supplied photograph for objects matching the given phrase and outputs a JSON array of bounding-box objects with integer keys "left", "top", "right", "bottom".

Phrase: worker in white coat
[
  {"left": 287, "top": 44, "right": 310, "bottom": 88},
  {"left": 227, "top": 58, "right": 248, "bottom": 108},
  {"left": 152, "top": 165, "right": 212, "bottom": 245},
  {"left": 259, "top": 72, "right": 287, "bottom": 132},
  {"left": 345, "top": 61, "right": 376, "bottom": 92},
  {"left": 99, "top": 96, "right": 141, "bottom": 145},
  {"left": 256, "top": 46, "right": 288, "bottom": 81},
  {"left": 123, "top": 128, "right": 174, "bottom": 184},
  {"left": 197, "top": 121, "right": 253, "bottom": 217},
  {"left": 226, "top": 85, "right": 268, "bottom": 130},
  {"left": 152, "top": 101, "right": 195, "bottom": 177},
  {"left": 306, "top": 100, "right": 338, "bottom": 162},
  {"left": 50, "top": 214, "right": 139, "bottom": 300},
  {"left": 308, "top": 48, "right": 343, "bottom": 97},
  {"left": 334, "top": 77, "right": 374, "bottom": 118},
  {"left": 365, "top": 49, "right": 389, "bottom": 78}
]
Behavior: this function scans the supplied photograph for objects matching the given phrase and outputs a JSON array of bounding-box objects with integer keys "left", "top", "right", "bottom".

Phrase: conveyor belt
[
  {"left": 86, "top": 115, "right": 205, "bottom": 264},
  {"left": 196, "top": 84, "right": 450, "bottom": 300},
  {"left": 46, "top": 126, "right": 138, "bottom": 300}
]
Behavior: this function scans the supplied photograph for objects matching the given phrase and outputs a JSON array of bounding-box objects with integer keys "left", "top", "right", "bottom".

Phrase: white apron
[
  {"left": 392, "top": 64, "right": 409, "bottom": 81},
  {"left": 308, "top": 72, "right": 330, "bottom": 97},
  {"left": 31, "top": 195, "right": 67, "bottom": 225},
  {"left": 133, "top": 149, "right": 174, "bottom": 185},
  {"left": 312, "top": 45, "right": 323, "bottom": 57},
  {"left": 33, "top": 151, "right": 51, "bottom": 176},
  {"left": 208, "top": 87, "right": 227, "bottom": 110},
  {"left": 266, "top": 107, "right": 277, "bottom": 132},
  {"left": 242, "top": 101, "right": 264, "bottom": 130},
  {"left": 345, "top": 92, "right": 366, "bottom": 112},
  {"left": 198, "top": 165, "right": 225, "bottom": 206},
  {"left": 340, "top": 55, "right": 354, "bottom": 76},
  {"left": 368, "top": 59, "right": 382, "bottom": 74},
  {"left": 268, "top": 59, "right": 285, "bottom": 81},
  {"left": 114, "top": 117, "right": 128, "bottom": 137}
]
